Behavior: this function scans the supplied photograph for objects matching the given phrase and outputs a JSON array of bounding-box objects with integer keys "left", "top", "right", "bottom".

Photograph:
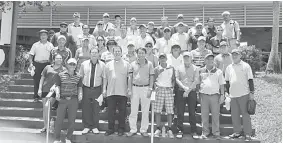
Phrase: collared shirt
[
  {"left": 155, "top": 65, "right": 175, "bottom": 88},
  {"left": 176, "top": 64, "right": 199, "bottom": 90},
  {"left": 188, "top": 27, "right": 207, "bottom": 36},
  {"left": 55, "top": 71, "right": 82, "bottom": 97},
  {"left": 221, "top": 20, "right": 240, "bottom": 39},
  {"left": 92, "top": 30, "right": 107, "bottom": 38},
  {"left": 122, "top": 53, "right": 137, "bottom": 64},
  {"left": 225, "top": 60, "right": 253, "bottom": 98},
  {"left": 127, "top": 27, "right": 140, "bottom": 40},
  {"left": 101, "top": 51, "right": 114, "bottom": 63},
  {"left": 208, "top": 36, "right": 228, "bottom": 54},
  {"left": 154, "top": 37, "right": 173, "bottom": 54},
  {"left": 68, "top": 22, "right": 84, "bottom": 42},
  {"left": 29, "top": 41, "right": 54, "bottom": 62},
  {"left": 166, "top": 54, "right": 184, "bottom": 69},
  {"left": 114, "top": 24, "right": 122, "bottom": 36},
  {"left": 79, "top": 60, "right": 105, "bottom": 87},
  {"left": 51, "top": 32, "right": 77, "bottom": 49},
  {"left": 171, "top": 32, "right": 189, "bottom": 51},
  {"left": 188, "top": 33, "right": 206, "bottom": 51},
  {"left": 104, "top": 59, "right": 133, "bottom": 97},
  {"left": 131, "top": 59, "right": 154, "bottom": 85},
  {"left": 77, "top": 34, "right": 97, "bottom": 48},
  {"left": 135, "top": 35, "right": 154, "bottom": 49},
  {"left": 50, "top": 47, "right": 72, "bottom": 66},
  {"left": 191, "top": 48, "right": 212, "bottom": 67},
  {"left": 117, "top": 36, "right": 130, "bottom": 55},
  {"left": 41, "top": 65, "right": 66, "bottom": 93},
  {"left": 214, "top": 53, "right": 233, "bottom": 74},
  {"left": 199, "top": 66, "right": 225, "bottom": 94}
]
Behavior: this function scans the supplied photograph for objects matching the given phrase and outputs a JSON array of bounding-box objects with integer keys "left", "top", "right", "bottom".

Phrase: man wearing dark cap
[
  {"left": 114, "top": 15, "right": 122, "bottom": 36},
  {"left": 92, "top": 21, "right": 107, "bottom": 38},
  {"left": 198, "top": 53, "right": 225, "bottom": 140},
  {"left": 68, "top": 12, "right": 84, "bottom": 43},
  {"left": 188, "top": 22, "right": 206, "bottom": 51},
  {"left": 51, "top": 22, "right": 77, "bottom": 57},
  {"left": 146, "top": 21, "right": 157, "bottom": 44},
  {"left": 214, "top": 41, "right": 233, "bottom": 74},
  {"left": 48, "top": 30, "right": 55, "bottom": 42},
  {"left": 190, "top": 36, "right": 212, "bottom": 67},
  {"left": 77, "top": 25, "right": 97, "bottom": 48},
  {"left": 171, "top": 22, "right": 189, "bottom": 52},
  {"left": 175, "top": 52, "right": 199, "bottom": 139},
  {"left": 127, "top": 17, "right": 140, "bottom": 40},
  {"left": 135, "top": 24, "right": 154, "bottom": 49},
  {"left": 29, "top": 30, "right": 54, "bottom": 102},
  {"left": 172, "top": 14, "right": 189, "bottom": 34},
  {"left": 156, "top": 16, "right": 173, "bottom": 38},
  {"left": 154, "top": 27, "right": 173, "bottom": 54}
]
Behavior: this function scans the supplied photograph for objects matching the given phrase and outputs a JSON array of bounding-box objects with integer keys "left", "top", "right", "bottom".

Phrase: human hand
[
  {"left": 219, "top": 94, "right": 225, "bottom": 104},
  {"left": 38, "top": 89, "right": 42, "bottom": 97},
  {"left": 78, "top": 93, "right": 83, "bottom": 102},
  {"left": 249, "top": 92, "right": 254, "bottom": 100},
  {"left": 102, "top": 90, "right": 107, "bottom": 98},
  {"left": 127, "top": 89, "right": 132, "bottom": 97},
  {"left": 147, "top": 88, "right": 152, "bottom": 98}
]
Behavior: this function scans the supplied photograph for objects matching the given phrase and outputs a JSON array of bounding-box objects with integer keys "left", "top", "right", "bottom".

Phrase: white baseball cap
[{"left": 67, "top": 58, "right": 77, "bottom": 65}]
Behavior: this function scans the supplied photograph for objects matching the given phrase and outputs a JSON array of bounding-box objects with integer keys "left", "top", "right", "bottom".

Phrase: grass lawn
[{"left": 252, "top": 73, "right": 282, "bottom": 143}]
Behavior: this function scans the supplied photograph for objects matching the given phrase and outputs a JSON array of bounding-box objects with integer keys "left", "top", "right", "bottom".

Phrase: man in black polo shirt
[{"left": 188, "top": 23, "right": 206, "bottom": 51}]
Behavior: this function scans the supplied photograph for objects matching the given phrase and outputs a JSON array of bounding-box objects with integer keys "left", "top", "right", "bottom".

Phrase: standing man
[
  {"left": 117, "top": 24, "right": 130, "bottom": 55},
  {"left": 50, "top": 35, "right": 72, "bottom": 66},
  {"left": 188, "top": 23, "right": 206, "bottom": 51},
  {"left": 156, "top": 16, "right": 172, "bottom": 38},
  {"left": 127, "top": 48, "right": 154, "bottom": 137},
  {"left": 208, "top": 26, "right": 228, "bottom": 54},
  {"left": 51, "top": 22, "right": 77, "bottom": 57},
  {"left": 122, "top": 43, "right": 137, "bottom": 63},
  {"left": 175, "top": 52, "right": 199, "bottom": 139},
  {"left": 214, "top": 41, "right": 233, "bottom": 74},
  {"left": 114, "top": 15, "right": 122, "bottom": 37},
  {"left": 29, "top": 30, "right": 54, "bottom": 102},
  {"left": 68, "top": 12, "right": 84, "bottom": 44},
  {"left": 171, "top": 22, "right": 189, "bottom": 52},
  {"left": 93, "top": 13, "right": 115, "bottom": 34},
  {"left": 188, "top": 17, "right": 207, "bottom": 36},
  {"left": 190, "top": 36, "right": 212, "bottom": 67},
  {"left": 80, "top": 48, "right": 105, "bottom": 134},
  {"left": 135, "top": 24, "right": 154, "bottom": 49},
  {"left": 146, "top": 21, "right": 157, "bottom": 44},
  {"left": 127, "top": 17, "right": 140, "bottom": 40},
  {"left": 77, "top": 25, "right": 97, "bottom": 48},
  {"left": 225, "top": 49, "right": 254, "bottom": 141},
  {"left": 221, "top": 11, "right": 241, "bottom": 52},
  {"left": 103, "top": 46, "right": 133, "bottom": 136},
  {"left": 154, "top": 27, "right": 173, "bottom": 54},
  {"left": 198, "top": 54, "right": 225, "bottom": 140},
  {"left": 93, "top": 21, "right": 107, "bottom": 38},
  {"left": 173, "top": 14, "right": 189, "bottom": 34}
]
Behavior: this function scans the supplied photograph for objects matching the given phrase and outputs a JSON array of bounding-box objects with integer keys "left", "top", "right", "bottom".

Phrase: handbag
[{"left": 247, "top": 99, "right": 256, "bottom": 115}]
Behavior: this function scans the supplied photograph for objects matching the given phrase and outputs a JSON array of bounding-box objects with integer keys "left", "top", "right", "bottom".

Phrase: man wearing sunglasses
[
  {"left": 188, "top": 23, "right": 206, "bottom": 51},
  {"left": 209, "top": 26, "right": 229, "bottom": 55},
  {"left": 77, "top": 25, "right": 96, "bottom": 48},
  {"left": 68, "top": 12, "right": 84, "bottom": 44},
  {"left": 188, "top": 17, "right": 207, "bottom": 37},
  {"left": 93, "top": 13, "right": 114, "bottom": 35},
  {"left": 93, "top": 21, "right": 107, "bottom": 38},
  {"left": 135, "top": 24, "right": 154, "bottom": 49},
  {"left": 51, "top": 22, "right": 77, "bottom": 57}
]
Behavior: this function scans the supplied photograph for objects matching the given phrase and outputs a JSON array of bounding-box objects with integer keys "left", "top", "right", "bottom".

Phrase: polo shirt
[
  {"left": 77, "top": 34, "right": 97, "bottom": 48},
  {"left": 135, "top": 35, "right": 154, "bottom": 49},
  {"left": 55, "top": 71, "right": 82, "bottom": 97},
  {"left": 214, "top": 53, "right": 233, "bottom": 74},
  {"left": 92, "top": 30, "right": 107, "bottom": 38},
  {"left": 117, "top": 36, "right": 130, "bottom": 55},
  {"left": 166, "top": 54, "right": 184, "bottom": 69},
  {"left": 155, "top": 65, "right": 175, "bottom": 88},
  {"left": 188, "top": 33, "right": 205, "bottom": 51},
  {"left": 68, "top": 22, "right": 84, "bottom": 42},
  {"left": 104, "top": 59, "right": 132, "bottom": 97},
  {"left": 131, "top": 60, "right": 154, "bottom": 85},
  {"left": 191, "top": 48, "right": 212, "bottom": 67},
  {"left": 127, "top": 27, "right": 140, "bottom": 40},
  {"left": 176, "top": 64, "right": 199, "bottom": 91},
  {"left": 80, "top": 60, "right": 105, "bottom": 87},
  {"left": 29, "top": 41, "right": 54, "bottom": 62},
  {"left": 188, "top": 27, "right": 207, "bottom": 36},
  {"left": 41, "top": 65, "right": 66, "bottom": 93},
  {"left": 122, "top": 53, "right": 137, "bottom": 64},
  {"left": 221, "top": 20, "right": 240, "bottom": 39},
  {"left": 154, "top": 37, "right": 173, "bottom": 54},
  {"left": 171, "top": 32, "right": 189, "bottom": 51},
  {"left": 199, "top": 66, "right": 225, "bottom": 94},
  {"left": 50, "top": 47, "right": 72, "bottom": 66},
  {"left": 146, "top": 54, "right": 159, "bottom": 68},
  {"left": 51, "top": 32, "right": 77, "bottom": 49},
  {"left": 208, "top": 36, "right": 228, "bottom": 54},
  {"left": 225, "top": 60, "right": 253, "bottom": 98},
  {"left": 101, "top": 51, "right": 114, "bottom": 63}
]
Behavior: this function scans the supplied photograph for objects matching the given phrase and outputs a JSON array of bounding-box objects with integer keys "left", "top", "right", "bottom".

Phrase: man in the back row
[{"left": 68, "top": 12, "right": 83, "bottom": 44}]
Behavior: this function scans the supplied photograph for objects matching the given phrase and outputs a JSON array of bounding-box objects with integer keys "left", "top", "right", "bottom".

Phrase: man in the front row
[
  {"left": 175, "top": 52, "right": 199, "bottom": 139},
  {"left": 103, "top": 46, "right": 133, "bottom": 136},
  {"left": 225, "top": 49, "right": 254, "bottom": 141},
  {"left": 127, "top": 48, "right": 154, "bottom": 137},
  {"left": 198, "top": 54, "right": 225, "bottom": 140}
]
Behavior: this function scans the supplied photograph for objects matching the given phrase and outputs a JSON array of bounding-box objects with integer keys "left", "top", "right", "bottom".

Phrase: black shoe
[
  {"left": 105, "top": 130, "right": 114, "bottom": 136},
  {"left": 229, "top": 132, "right": 242, "bottom": 139},
  {"left": 40, "top": 128, "right": 46, "bottom": 133},
  {"left": 118, "top": 131, "right": 124, "bottom": 136},
  {"left": 34, "top": 98, "right": 39, "bottom": 102},
  {"left": 176, "top": 131, "right": 183, "bottom": 139}
]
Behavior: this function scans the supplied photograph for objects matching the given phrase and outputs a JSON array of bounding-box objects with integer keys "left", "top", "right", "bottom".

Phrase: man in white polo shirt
[
  {"left": 171, "top": 22, "right": 189, "bottom": 52},
  {"left": 225, "top": 49, "right": 254, "bottom": 141},
  {"left": 93, "top": 13, "right": 115, "bottom": 34},
  {"left": 127, "top": 17, "right": 139, "bottom": 40},
  {"left": 29, "top": 30, "right": 54, "bottom": 102},
  {"left": 68, "top": 12, "right": 84, "bottom": 44},
  {"left": 135, "top": 24, "right": 154, "bottom": 49},
  {"left": 154, "top": 27, "right": 173, "bottom": 54},
  {"left": 173, "top": 14, "right": 189, "bottom": 34}
]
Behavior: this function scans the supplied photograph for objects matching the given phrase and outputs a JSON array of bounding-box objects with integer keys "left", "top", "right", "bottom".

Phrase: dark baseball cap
[
  {"left": 159, "top": 53, "right": 167, "bottom": 58},
  {"left": 60, "top": 22, "right": 68, "bottom": 27},
  {"left": 39, "top": 29, "right": 48, "bottom": 34}
]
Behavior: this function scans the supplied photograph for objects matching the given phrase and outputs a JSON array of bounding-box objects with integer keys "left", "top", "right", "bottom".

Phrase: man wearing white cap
[
  {"left": 188, "top": 17, "right": 207, "bottom": 36},
  {"left": 135, "top": 24, "right": 154, "bottom": 49},
  {"left": 93, "top": 13, "right": 114, "bottom": 34},
  {"left": 92, "top": 21, "right": 107, "bottom": 38},
  {"left": 156, "top": 16, "right": 173, "bottom": 38},
  {"left": 188, "top": 22, "right": 206, "bottom": 51},
  {"left": 154, "top": 27, "right": 173, "bottom": 54},
  {"left": 77, "top": 25, "right": 97, "bottom": 49},
  {"left": 127, "top": 17, "right": 140, "bottom": 40},
  {"left": 68, "top": 12, "right": 84, "bottom": 43},
  {"left": 171, "top": 22, "right": 189, "bottom": 52},
  {"left": 50, "top": 35, "right": 72, "bottom": 66},
  {"left": 220, "top": 11, "right": 241, "bottom": 52},
  {"left": 173, "top": 14, "right": 189, "bottom": 34},
  {"left": 146, "top": 21, "right": 157, "bottom": 44}
]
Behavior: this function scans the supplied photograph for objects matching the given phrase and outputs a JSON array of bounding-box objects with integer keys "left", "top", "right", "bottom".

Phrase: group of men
[{"left": 29, "top": 10, "right": 255, "bottom": 143}]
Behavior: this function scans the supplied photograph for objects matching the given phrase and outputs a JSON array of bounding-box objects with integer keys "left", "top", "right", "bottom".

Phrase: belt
[
  {"left": 34, "top": 60, "right": 49, "bottom": 64},
  {"left": 61, "top": 96, "right": 76, "bottom": 100},
  {"left": 83, "top": 85, "right": 102, "bottom": 89},
  {"left": 157, "top": 86, "right": 173, "bottom": 90},
  {"left": 200, "top": 93, "right": 219, "bottom": 96},
  {"left": 133, "top": 84, "right": 149, "bottom": 87}
]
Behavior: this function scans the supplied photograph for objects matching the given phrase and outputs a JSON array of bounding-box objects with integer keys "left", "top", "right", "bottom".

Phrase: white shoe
[
  {"left": 53, "top": 141, "right": 60, "bottom": 143},
  {"left": 65, "top": 138, "right": 71, "bottom": 143},
  {"left": 82, "top": 128, "right": 90, "bottom": 134},
  {"left": 92, "top": 128, "right": 99, "bottom": 134},
  {"left": 154, "top": 129, "right": 161, "bottom": 137},
  {"left": 167, "top": 130, "right": 174, "bottom": 138}
]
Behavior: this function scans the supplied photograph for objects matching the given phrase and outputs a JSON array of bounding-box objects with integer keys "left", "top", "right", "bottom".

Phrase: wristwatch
[{"left": 149, "top": 88, "right": 153, "bottom": 91}]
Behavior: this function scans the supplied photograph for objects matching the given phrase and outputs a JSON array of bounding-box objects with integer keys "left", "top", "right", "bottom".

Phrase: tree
[
  {"left": 0, "top": 1, "right": 59, "bottom": 13},
  {"left": 266, "top": 1, "right": 282, "bottom": 74}
]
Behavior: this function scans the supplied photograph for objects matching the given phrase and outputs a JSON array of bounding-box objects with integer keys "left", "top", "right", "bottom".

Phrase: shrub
[{"left": 238, "top": 45, "right": 266, "bottom": 75}]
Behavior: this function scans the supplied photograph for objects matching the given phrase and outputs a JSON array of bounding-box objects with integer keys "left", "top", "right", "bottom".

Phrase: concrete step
[
  {"left": 0, "top": 92, "right": 34, "bottom": 99},
  {"left": 21, "top": 73, "right": 33, "bottom": 79},
  {"left": 0, "top": 107, "right": 237, "bottom": 124},
  {"left": 0, "top": 116, "right": 243, "bottom": 135},
  {"left": 14, "top": 79, "right": 33, "bottom": 85},
  {"left": 0, "top": 127, "right": 260, "bottom": 143},
  {"left": 8, "top": 85, "right": 34, "bottom": 92}
]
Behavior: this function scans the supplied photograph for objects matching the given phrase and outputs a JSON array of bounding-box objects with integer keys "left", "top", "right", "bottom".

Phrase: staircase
[{"left": 0, "top": 73, "right": 261, "bottom": 143}]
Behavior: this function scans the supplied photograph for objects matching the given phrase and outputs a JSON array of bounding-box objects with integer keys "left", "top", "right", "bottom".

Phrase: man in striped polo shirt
[{"left": 191, "top": 36, "right": 212, "bottom": 67}]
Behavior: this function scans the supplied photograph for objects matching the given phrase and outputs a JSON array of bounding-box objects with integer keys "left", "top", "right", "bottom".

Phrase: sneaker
[
  {"left": 192, "top": 133, "right": 199, "bottom": 139},
  {"left": 34, "top": 98, "right": 39, "bottom": 102},
  {"left": 126, "top": 132, "right": 137, "bottom": 137},
  {"left": 167, "top": 130, "right": 174, "bottom": 138},
  {"left": 176, "top": 131, "right": 183, "bottom": 139},
  {"left": 245, "top": 135, "right": 252, "bottom": 141},
  {"left": 40, "top": 128, "right": 46, "bottom": 133},
  {"left": 81, "top": 128, "right": 91, "bottom": 135},
  {"left": 53, "top": 140, "right": 60, "bottom": 143},
  {"left": 141, "top": 132, "right": 149, "bottom": 137},
  {"left": 65, "top": 138, "right": 71, "bottom": 143},
  {"left": 200, "top": 134, "right": 208, "bottom": 139},
  {"left": 154, "top": 129, "right": 161, "bottom": 137},
  {"left": 229, "top": 132, "right": 242, "bottom": 139},
  {"left": 92, "top": 128, "right": 99, "bottom": 134},
  {"left": 213, "top": 135, "right": 221, "bottom": 140}
]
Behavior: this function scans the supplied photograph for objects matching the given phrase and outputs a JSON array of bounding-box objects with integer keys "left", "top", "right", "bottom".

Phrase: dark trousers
[
  {"left": 107, "top": 95, "right": 127, "bottom": 132},
  {"left": 82, "top": 85, "right": 101, "bottom": 129},
  {"left": 176, "top": 89, "right": 197, "bottom": 133},
  {"left": 33, "top": 62, "right": 49, "bottom": 99}
]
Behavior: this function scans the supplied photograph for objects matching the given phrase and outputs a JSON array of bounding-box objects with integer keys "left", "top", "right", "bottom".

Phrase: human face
[
  {"left": 197, "top": 40, "right": 206, "bottom": 49},
  {"left": 40, "top": 33, "right": 48, "bottom": 41},
  {"left": 148, "top": 24, "right": 154, "bottom": 30},
  {"left": 177, "top": 17, "right": 184, "bottom": 23},
  {"left": 82, "top": 40, "right": 89, "bottom": 47},
  {"left": 220, "top": 45, "right": 229, "bottom": 54},
  {"left": 232, "top": 53, "right": 241, "bottom": 63},
  {"left": 108, "top": 29, "right": 115, "bottom": 36},
  {"left": 82, "top": 27, "right": 90, "bottom": 34},
  {"left": 223, "top": 14, "right": 230, "bottom": 21},
  {"left": 54, "top": 54, "right": 63, "bottom": 65},
  {"left": 127, "top": 46, "right": 135, "bottom": 54},
  {"left": 193, "top": 18, "right": 199, "bottom": 24},
  {"left": 130, "top": 20, "right": 137, "bottom": 27},
  {"left": 60, "top": 25, "right": 67, "bottom": 32},
  {"left": 74, "top": 17, "right": 80, "bottom": 23},
  {"left": 97, "top": 37, "right": 104, "bottom": 46},
  {"left": 137, "top": 49, "right": 146, "bottom": 60},
  {"left": 58, "top": 38, "right": 66, "bottom": 47},
  {"left": 67, "top": 62, "right": 77, "bottom": 71},
  {"left": 90, "top": 49, "right": 99, "bottom": 61},
  {"left": 216, "top": 27, "right": 223, "bottom": 35},
  {"left": 205, "top": 56, "right": 214, "bottom": 66},
  {"left": 103, "top": 16, "right": 110, "bottom": 23},
  {"left": 164, "top": 31, "right": 171, "bottom": 38},
  {"left": 207, "top": 20, "right": 214, "bottom": 27},
  {"left": 113, "top": 46, "right": 122, "bottom": 58},
  {"left": 145, "top": 43, "right": 153, "bottom": 54},
  {"left": 177, "top": 26, "right": 183, "bottom": 33},
  {"left": 183, "top": 56, "right": 192, "bottom": 65},
  {"left": 158, "top": 56, "right": 167, "bottom": 64},
  {"left": 97, "top": 23, "right": 103, "bottom": 30},
  {"left": 172, "top": 47, "right": 181, "bottom": 56},
  {"left": 121, "top": 26, "right": 127, "bottom": 35},
  {"left": 115, "top": 17, "right": 121, "bottom": 24},
  {"left": 161, "top": 19, "right": 168, "bottom": 26},
  {"left": 196, "top": 25, "right": 203, "bottom": 33},
  {"left": 140, "top": 27, "right": 147, "bottom": 35}
]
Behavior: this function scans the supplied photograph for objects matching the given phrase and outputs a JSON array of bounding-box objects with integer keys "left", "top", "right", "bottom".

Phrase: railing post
[
  {"left": 244, "top": 5, "right": 247, "bottom": 26},
  {"left": 202, "top": 6, "right": 205, "bottom": 25},
  {"left": 87, "top": 7, "right": 90, "bottom": 25},
  {"left": 163, "top": 7, "right": 165, "bottom": 17},
  {"left": 124, "top": 7, "right": 127, "bottom": 25},
  {"left": 50, "top": 7, "right": 52, "bottom": 27}
]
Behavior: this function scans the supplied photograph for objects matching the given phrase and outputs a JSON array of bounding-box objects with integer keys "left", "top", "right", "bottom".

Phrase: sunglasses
[
  {"left": 145, "top": 45, "right": 152, "bottom": 48},
  {"left": 97, "top": 39, "right": 104, "bottom": 41},
  {"left": 98, "top": 24, "right": 103, "bottom": 26},
  {"left": 60, "top": 26, "right": 67, "bottom": 28},
  {"left": 68, "top": 63, "right": 76, "bottom": 66},
  {"left": 103, "top": 16, "right": 109, "bottom": 18}
]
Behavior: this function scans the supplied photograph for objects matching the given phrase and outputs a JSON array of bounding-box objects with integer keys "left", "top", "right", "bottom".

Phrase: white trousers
[{"left": 129, "top": 86, "right": 151, "bottom": 133}]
